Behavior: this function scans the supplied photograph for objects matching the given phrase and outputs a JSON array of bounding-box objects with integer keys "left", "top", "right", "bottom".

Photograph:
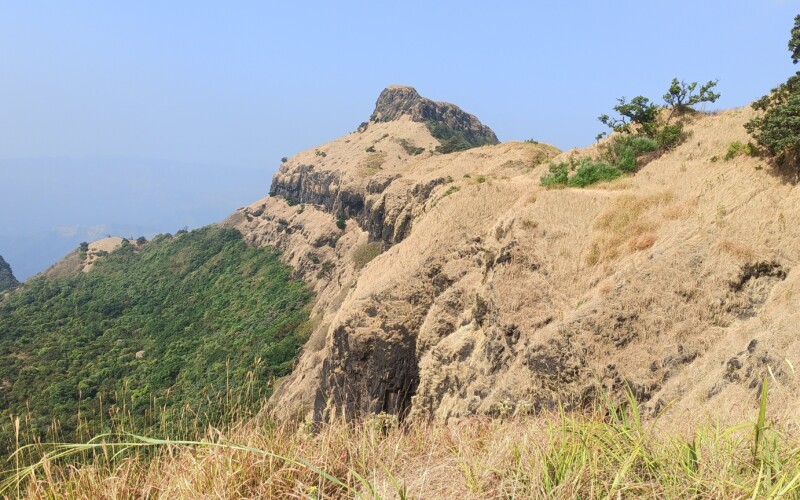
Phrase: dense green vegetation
[
  {"left": 745, "top": 15, "right": 800, "bottom": 182},
  {"left": 598, "top": 78, "right": 718, "bottom": 147},
  {"left": 541, "top": 135, "right": 661, "bottom": 188},
  {"left": 543, "top": 78, "right": 719, "bottom": 189},
  {"left": 0, "top": 226, "right": 313, "bottom": 449},
  {"left": 426, "top": 120, "right": 497, "bottom": 154},
  {"left": 0, "top": 256, "right": 17, "bottom": 293}
]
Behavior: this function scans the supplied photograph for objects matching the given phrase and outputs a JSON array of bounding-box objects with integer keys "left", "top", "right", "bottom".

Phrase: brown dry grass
[
  {"left": 719, "top": 238, "right": 756, "bottom": 261},
  {"left": 10, "top": 391, "right": 800, "bottom": 499},
  {"left": 586, "top": 191, "right": 673, "bottom": 264}
]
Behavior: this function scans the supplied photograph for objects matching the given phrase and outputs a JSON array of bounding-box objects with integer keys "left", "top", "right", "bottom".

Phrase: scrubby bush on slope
[{"left": 543, "top": 78, "right": 719, "bottom": 189}]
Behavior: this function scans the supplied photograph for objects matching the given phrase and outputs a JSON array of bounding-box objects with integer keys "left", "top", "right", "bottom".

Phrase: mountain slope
[
  {"left": 0, "top": 256, "right": 17, "bottom": 292},
  {"left": 0, "top": 227, "right": 312, "bottom": 447},
  {"left": 227, "top": 89, "right": 800, "bottom": 427}
]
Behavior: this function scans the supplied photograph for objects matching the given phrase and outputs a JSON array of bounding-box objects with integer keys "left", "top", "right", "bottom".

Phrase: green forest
[{"left": 0, "top": 226, "right": 313, "bottom": 450}]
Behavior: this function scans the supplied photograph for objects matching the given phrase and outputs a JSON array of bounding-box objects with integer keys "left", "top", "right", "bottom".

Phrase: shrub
[
  {"left": 567, "top": 160, "right": 621, "bottom": 187},
  {"left": 540, "top": 162, "right": 570, "bottom": 187},
  {"left": 654, "top": 124, "right": 685, "bottom": 150},
  {"left": 541, "top": 159, "right": 623, "bottom": 188},
  {"left": 442, "top": 185, "right": 460, "bottom": 197},
  {"left": 281, "top": 157, "right": 288, "bottom": 163},
  {"left": 435, "top": 135, "right": 472, "bottom": 154},
  {"left": 398, "top": 139, "right": 424, "bottom": 156},
  {"left": 366, "top": 145, "right": 376, "bottom": 153},
  {"left": 725, "top": 141, "right": 757, "bottom": 160},
  {"left": 316, "top": 260, "right": 335, "bottom": 279},
  {"left": 336, "top": 216, "right": 346, "bottom": 230},
  {"left": 601, "top": 135, "right": 658, "bottom": 172}
]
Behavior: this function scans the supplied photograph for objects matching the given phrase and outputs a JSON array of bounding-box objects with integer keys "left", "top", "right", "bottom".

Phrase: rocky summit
[{"left": 371, "top": 85, "right": 499, "bottom": 147}]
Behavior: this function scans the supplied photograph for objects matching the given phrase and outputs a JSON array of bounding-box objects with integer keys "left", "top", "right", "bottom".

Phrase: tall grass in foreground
[{"left": 4, "top": 382, "right": 800, "bottom": 499}]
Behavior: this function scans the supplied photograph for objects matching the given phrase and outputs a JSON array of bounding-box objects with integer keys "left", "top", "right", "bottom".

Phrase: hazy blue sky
[{"left": 1, "top": 0, "right": 799, "bottom": 278}]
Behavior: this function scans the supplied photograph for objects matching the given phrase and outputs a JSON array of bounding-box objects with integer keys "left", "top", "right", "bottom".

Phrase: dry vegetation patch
[
  {"left": 352, "top": 242, "right": 383, "bottom": 270},
  {"left": 359, "top": 152, "right": 387, "bottom": 176},
  {"left": 586, "top": 191, "right": 673, "bottom": 264},
  {"left": 10, "top": 390, "right": 800, "bottom": 499}
]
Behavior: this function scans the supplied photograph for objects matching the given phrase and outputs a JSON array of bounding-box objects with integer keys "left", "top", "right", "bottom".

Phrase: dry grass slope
[{"left": 8, "top": 388, "right": 800, "bottom": 499}]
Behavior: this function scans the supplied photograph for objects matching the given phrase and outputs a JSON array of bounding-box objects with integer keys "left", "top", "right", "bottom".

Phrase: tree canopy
[{"left": 0, "top": 226, "right": 313, "bottom": 450}]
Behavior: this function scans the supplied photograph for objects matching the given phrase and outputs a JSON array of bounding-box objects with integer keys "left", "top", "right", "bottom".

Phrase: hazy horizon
[
  {"left": 3, "top": 0, "right": 799, "bottom": 278},
  {"left": 0, "top": 156, "right": 271, "bottom": 279}
]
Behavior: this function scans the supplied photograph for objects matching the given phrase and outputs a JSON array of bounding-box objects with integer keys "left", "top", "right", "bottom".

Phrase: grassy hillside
[{"left": 0, "top": 226, "right": 312, "bottom": 449}]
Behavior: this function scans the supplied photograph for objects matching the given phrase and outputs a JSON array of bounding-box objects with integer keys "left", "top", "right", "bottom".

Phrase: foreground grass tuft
[{"left": 5, "top": 384, "right": 800, "bottom": 498}]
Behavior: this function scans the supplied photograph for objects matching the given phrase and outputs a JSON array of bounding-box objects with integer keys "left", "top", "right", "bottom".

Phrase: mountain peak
[{"left": 371, "top": 85, "right": 499, "bottom": 148}]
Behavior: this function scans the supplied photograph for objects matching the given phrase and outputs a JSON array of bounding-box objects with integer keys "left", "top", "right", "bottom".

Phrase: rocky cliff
[
  {"left": 0, "top": 256, "right": 18, "bottom": 292},
  {"left": 226, "top": 89, "right": 800, "bottom": 427},
  {"left": 371, "top": 85, "right": 498, "bottom": 148}
]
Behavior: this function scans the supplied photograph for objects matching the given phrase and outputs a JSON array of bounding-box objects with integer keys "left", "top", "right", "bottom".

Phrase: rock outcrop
[
  {"left": 371, "top": 85, "right": 499, "bottom": 147},
  {"left": 268, "top": 85, "right": 499, "bottom": 246},
  {"left": 0, "top": 256, "right": 18, "bottom": 292},
  {"left": 227, "top": 90, "right": 800, "bottom": 429}
]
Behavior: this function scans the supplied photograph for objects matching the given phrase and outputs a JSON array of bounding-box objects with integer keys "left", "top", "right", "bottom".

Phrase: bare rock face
[
  {"left": 0, "top": 256, "right": 18, "bottom": 292},
  {"left": 371, "top": 85, "right": 499, "bottom": 147}
]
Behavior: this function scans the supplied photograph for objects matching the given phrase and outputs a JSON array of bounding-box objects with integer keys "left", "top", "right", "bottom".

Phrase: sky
[{"left": 1, "top": 0, "right": 799, "bottom": 278}]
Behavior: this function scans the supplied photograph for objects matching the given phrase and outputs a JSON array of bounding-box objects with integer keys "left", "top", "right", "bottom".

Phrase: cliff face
[
  {"left": 268, "top": 85, "right": 499, "bottom": 246},
  {"left": 226, "top": 89, "right": 800, "bottom": 427},
  {"left": 0, "top": 256, "right": 18, "bottom": 292}
]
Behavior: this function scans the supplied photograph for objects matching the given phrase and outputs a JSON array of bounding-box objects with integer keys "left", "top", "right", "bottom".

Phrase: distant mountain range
[
  {"left": 0, "top": 224, "right": 158, "bottom": 280},
  {"left": 0, "top": 156, "right": 271, "bottom": 280}
]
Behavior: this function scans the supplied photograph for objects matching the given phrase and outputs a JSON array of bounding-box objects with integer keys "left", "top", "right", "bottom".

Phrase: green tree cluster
[
  {"left": 542, "top": 77, "right": 718, "bottom": 189},
  {"left": 745, "top": 14, "right": 800, "bottom": 181},
  {"left": 598, "top": 78, "right": 719, "bottom": 150},
  {"left": 0, "top": 226, "right": 313, "bottom": 450},
  {"left": 426, "top": 121, "right": 497, "bottom": 154}
]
